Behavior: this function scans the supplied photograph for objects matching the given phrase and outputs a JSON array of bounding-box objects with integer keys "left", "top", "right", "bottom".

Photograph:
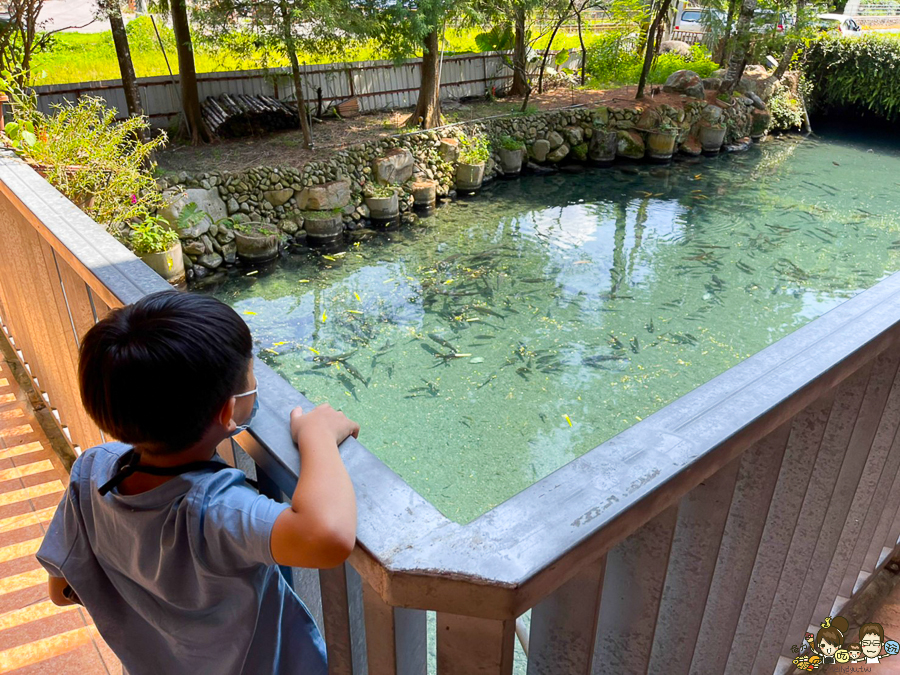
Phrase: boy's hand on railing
[{"left": 290, "top": 405, "right": 359, "bottom": 447}]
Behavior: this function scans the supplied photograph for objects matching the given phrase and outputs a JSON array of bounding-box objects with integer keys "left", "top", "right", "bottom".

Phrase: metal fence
[
  {"left": 4, "top": 149, "right": 900, "bottom": 674},
  {"left": 32, "top": 52, "right": 516, "bottom": 130}
]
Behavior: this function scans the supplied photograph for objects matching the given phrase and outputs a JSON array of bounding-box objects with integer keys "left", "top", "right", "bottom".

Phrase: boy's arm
[{"left": 270, "top": 405, "right": 358, "bottom": 569}]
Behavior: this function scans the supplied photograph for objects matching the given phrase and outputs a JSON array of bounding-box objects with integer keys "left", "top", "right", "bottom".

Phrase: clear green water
[{"left": 205, "top": 130, "right": 900, "bottom": 524}]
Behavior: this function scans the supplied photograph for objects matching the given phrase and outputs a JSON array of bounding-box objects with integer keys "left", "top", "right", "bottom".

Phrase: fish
[
  {"left": 630, "top": 336, "right": 640, "bottom": 354},
  {"left": 736, "top": 261, "right": 755, "bottom": 274},
  {"left": 646, "top": 320, "right": 655, "bottom": 333},
  {"left": 343, "top": 362, "right": 368, "bottom": 387},
  {"left": 428, "top": 333, "right": 458, "bottom": 352},
  {"left": 474, "top": 334, "right": 495, "bottom": 340},
  {"left": 336, "top": 374, "right": 360, "bottom": 402},
  {"left": 608, "top": 334, "right": 625, "bottom": 351},
  {"left": 420, "top": 343, "right": 442, "bottom": 357},
  {"left": 471, "top": 306, "right": 505, "bottom": 319}
]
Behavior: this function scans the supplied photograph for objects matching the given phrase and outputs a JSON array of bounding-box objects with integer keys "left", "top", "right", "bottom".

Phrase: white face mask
[{"left": 230, "top": 381, "right": 259, "bottom": 436}]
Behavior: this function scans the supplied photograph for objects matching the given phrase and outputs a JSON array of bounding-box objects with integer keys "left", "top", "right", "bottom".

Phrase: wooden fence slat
[
  {"left": 836, "top": 347, "right": 900, "bottom": 599},
  {"left": 648, "top": 455, "right": 741, "bottom": 675},
  {"left": 752, "top": 356, "right": 891, "bottom": 673},
  {"left": 689, "top": 407, "right": 821, "bottom": 674},
  {"left": 362, "top": 579, "right": 427, "bottom": 675},
  {"left": 526, "top": 557, "right": 605, "bottom": 675},
  {"left": 594, "top": 506, "right": 678, "bottom": 675},
  {"left": 437, "top": 613, "right": 515, "bottom": 675}
]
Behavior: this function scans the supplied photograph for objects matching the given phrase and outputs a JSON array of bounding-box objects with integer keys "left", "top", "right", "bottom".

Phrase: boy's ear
[{"left": 219, "top": 395, "right": 237, "bottom": 433}]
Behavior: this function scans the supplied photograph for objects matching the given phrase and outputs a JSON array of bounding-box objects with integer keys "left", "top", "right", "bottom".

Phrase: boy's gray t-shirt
[{"left": 36, "top": 442, "right": 328, "bottom": 675}]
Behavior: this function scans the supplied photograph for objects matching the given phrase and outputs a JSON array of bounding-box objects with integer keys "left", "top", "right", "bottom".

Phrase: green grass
[{"left": 33, "top": 18, "right": 592, "bottom": 86}]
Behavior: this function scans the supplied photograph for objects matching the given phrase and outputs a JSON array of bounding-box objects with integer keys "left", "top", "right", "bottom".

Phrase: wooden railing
[{"left": 3, "top": 151, "right": 900, "bottom": 674}]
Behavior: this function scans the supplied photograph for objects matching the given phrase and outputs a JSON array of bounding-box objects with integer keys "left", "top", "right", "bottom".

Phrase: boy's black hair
[{"left": 78, "top": 291, "right": 253, "bottom": 454}]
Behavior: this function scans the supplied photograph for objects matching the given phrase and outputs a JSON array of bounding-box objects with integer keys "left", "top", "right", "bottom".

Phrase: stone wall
[{"left": 155, "top": 71, "right": 773, "bottom": 281}]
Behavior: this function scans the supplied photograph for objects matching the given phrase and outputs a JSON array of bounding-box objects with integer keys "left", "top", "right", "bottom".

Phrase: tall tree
[
  {"left": 195, "top": 0, "right": 348, "bottom": 147},
  {"left": 97, "top": 0, "right": 144, "bottom": 126},
  {"left": 358, "top": 0, "right": 458, "bottom": 130},
  {"left": 168, "top": 0, "right": 210, "bottom": 143},
  {"left": 636, "top": 0, "right": 673, "bottom": 99},
  {"left": 719, "top": 0, "right": 758, "bottom": 95}
]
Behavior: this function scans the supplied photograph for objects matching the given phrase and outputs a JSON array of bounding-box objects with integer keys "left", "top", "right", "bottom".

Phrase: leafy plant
[
  {"left": 0, "top": 76, "right": 166, "bottom": 230},
  {"left": 498, "top": 135, "right": 525, "bottom": 151},
  {"left": 365, "top": 183, "right": 398, "bottom": 199},
  {"left": 802, "top": 33, "right": 900, "bottom": 121},
  {"left": 233, "top": 220, "right": 278, "bottom": 235},
  {"left": 130, "top": 215, "right": 179, "bottom": 255},
  {"left": 458, "top": 133, "right": 491, "bottom": 164},
  {"left": 176, "top": 202, "right": 208, "bottom": 231},
  {"left": 768, "top": 83, "right": 805, "bottom": 131},
  {"left": 717, "top": 91, "right": 733, "bottom": 103}
]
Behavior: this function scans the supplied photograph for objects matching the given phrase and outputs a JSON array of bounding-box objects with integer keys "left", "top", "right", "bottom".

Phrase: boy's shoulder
[{"left": 72, "top": 442, "right": 132, "bottom": 484}]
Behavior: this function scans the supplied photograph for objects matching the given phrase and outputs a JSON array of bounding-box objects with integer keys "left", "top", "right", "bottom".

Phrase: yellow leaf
[
  {"left": 308, "top": 347, "right": 320, "bottom": 355},
  {"left": 273, "top": 341, "right": 287, "bottom": 346},
  {"left": 323, "top": 255, "right": 337, "bottom": 261},
  {"left": 321, "top": 312, "right": 327, "bottom": 322},
  {"left": 264, "top": 348, "right": 278, "bottom": 354},
  {"left": 564, "top": 414, "right": 572, "bottom": 427},
  {"left": 298, "top": 279, "right": 310, "bottom": 283},
  {"left": 243, "top": 311, "right": 257, "bottom": 316},
  {"left": 348, "top": 310, "right": 363, "bottom": 315},
  {"left": 246, "top": 270, "right": 259, "bottom": 276},
  {"left": 355, "top": 292, "right": 361, "bottom": 302}
]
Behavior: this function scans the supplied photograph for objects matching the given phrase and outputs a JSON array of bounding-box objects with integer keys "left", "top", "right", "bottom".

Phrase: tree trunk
[
  {"left": 170, "top": 0, "right": 209, "bottom": 144},
  {"left": 104, "top": 0, "right": 144, "bottom": 125},
  {"left": 279, "top": 0, "right": 312, "bottom": 147},
  {"left": 510, "top": 6, "right": 528, "bottom": 96},
  {"left": 774, "top": 0, "right": 806, "bottom": 78},
  {"left": 405, "top": 28, "right": 442, "bottom": 129},
  {"left": 715, "top": 0, "right": 739, "bottom": 64},
  {"left": 537, "top": 11, "right": 567, "bottom": 94},
  {"left": 720, "top": 0, "right": 757, "bottom": 96},
  {"left": 636, "top": 0, "right": 673, "bottom": 99},
  {"left": 576, "top": 4, "right": 587, "bottom": 86}
]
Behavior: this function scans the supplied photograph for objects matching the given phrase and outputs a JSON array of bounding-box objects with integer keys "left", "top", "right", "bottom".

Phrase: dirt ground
[{"left": 156, "top": 84, "right": 700, "bottom": 176}]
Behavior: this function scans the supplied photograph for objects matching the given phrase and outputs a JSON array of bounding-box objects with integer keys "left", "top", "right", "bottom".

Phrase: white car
[
  {"left": 671, "top": 7, "right": 726, "bottom": 36},
  {"left": 816, "top": 14, "right": 863, "bottom": 36}
]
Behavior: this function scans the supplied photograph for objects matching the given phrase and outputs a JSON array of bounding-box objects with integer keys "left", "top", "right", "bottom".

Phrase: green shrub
[
  {"left": 458, "top": 133, "right": 491, "bottom": 164},
  {"left": 1, "top": 78, "right": 165, "bottom": 229},
  {"left": 498, "top": 135, "right": 525, "bottom": 151},
  {"left": 802, "top": 33, "right": 900, "bottom": 121},
  {"left": 130, "top": 215, "right": 179, "bottom": 255},
  {"left": 586, "top": 35, "right": 719, "bottom": 87},
  {"left": 768, "top": 83, "right": 805, "bottom": 130}
]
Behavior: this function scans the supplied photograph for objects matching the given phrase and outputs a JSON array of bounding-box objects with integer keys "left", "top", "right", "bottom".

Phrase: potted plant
[
  {"left": 589, "top": 126, "right": 618, "bottom": 165},
  {"left": 364, "top": 183, "right": 400, "bottom": 224},
  {"left": 233, "top": 220, "right": 281, "bottom": 263},
  {"left": 646, "top": 118, "right": 679, "bottom": 161},
  {"left": 699, "top": 122, "right": 727, "bottom": 154},
  {"left": 456, "top": 133, "right": 490, "bottom": 193},
  {"left": 302, "top": 208, "right": 345, "bottom": 244},
  {"left": 130, "top": 214, "right": 185, "bottom": 284},
  {"left": 497, "top": 135, "right": 525, "bottom": 175}
]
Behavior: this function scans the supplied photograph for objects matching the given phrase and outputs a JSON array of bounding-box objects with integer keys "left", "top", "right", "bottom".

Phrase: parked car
[
  {"left": 815, "top": 13, "right": 863, "bottom": 35},
  {"left": 751, "top": 9, "right": 793, "bottom": 33},
  {"left": 671, "top": 7, "right": 725, "bottom": 36}
]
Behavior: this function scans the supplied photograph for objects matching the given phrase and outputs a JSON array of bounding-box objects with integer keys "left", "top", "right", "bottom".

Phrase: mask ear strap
[{"left": 97, "top": 450, "right": 142, "bottom": 496}]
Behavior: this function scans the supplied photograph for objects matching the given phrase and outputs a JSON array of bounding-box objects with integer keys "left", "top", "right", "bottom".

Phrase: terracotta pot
[
  {"left": 235, "top": 228, "right": 280, "bottom": 263},
  {"left": 140, "top": 240, "right": 185, "bottom": 284},
  {"left": 365, "top": 192, "right": 400, "bottom": 223},
  {"left": 699, "top": 125, "right": 727, "bottom": 154},
  {"left": 589, "top": 130, "right": 617, "bottom": 164},
  {"left": 498, "top": 147, "right": 524, "bottom": 175},
  {"left": 303, "top": 214, "right": 344, "bottom": 244},
  {"left": 456, "top": 162, "right": 485, "bottom": 192},
  {"left": 646, "top": 131, "right": 678, "bottom": 161}
]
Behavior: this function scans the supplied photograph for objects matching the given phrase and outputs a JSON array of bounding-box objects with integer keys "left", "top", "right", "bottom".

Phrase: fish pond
[{"left": 204, "top": 128, "right": 900, "bottom": 524}]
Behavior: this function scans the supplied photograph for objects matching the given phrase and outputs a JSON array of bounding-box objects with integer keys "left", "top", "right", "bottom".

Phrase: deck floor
[{"left": 0, "top": 360, "right": 120, "bottom": 674}]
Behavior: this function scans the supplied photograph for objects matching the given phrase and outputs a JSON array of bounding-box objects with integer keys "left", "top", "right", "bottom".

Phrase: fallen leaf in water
[
  {"left": 243, "top": 311, "right": 256, "bottom": 315},
  {"left": 564, "top": 414, "right": 573, "bottom": 427}
]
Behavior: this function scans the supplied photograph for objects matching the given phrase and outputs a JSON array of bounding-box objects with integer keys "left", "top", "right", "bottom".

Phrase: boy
[{"left": 36, "top": 291, "right": 359, "bottom": 674}]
